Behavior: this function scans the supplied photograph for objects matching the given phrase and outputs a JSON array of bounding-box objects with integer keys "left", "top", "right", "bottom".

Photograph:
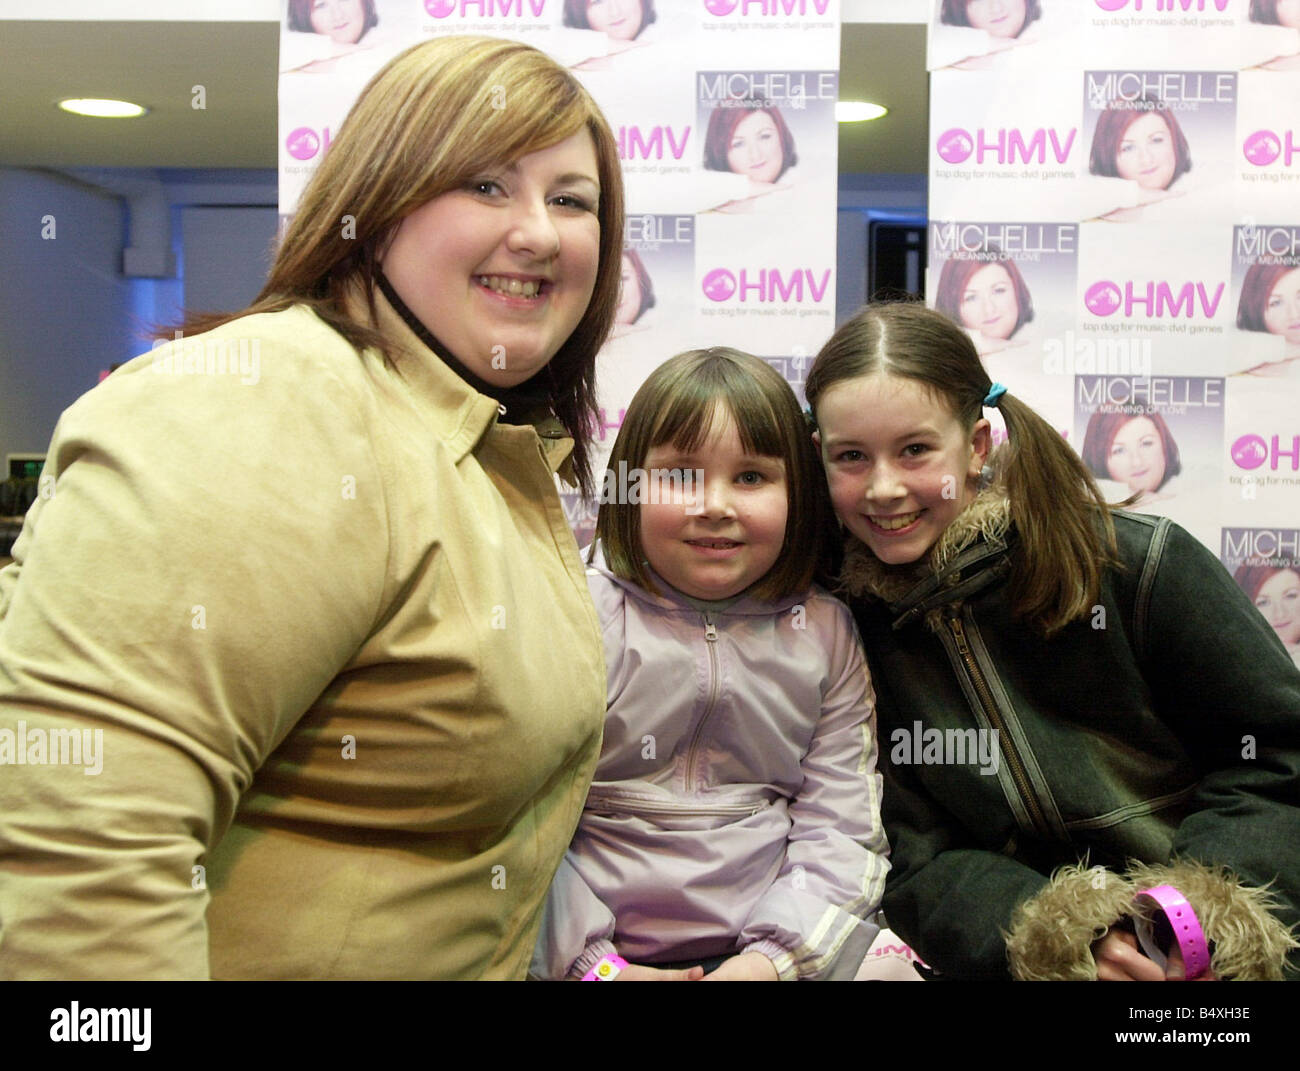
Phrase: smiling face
[
  {"left": 815, "top": 374, "right": 989, "bottom": 566},
  {"left": 640, "top": 407, "right": 788, "bottom": 600},
  {"left": 1104, "top": 416, "right": 1167, "bottom": 495},
  {"left": 615, "top": 254, "right": 643, "bottom": 325},
  {"left": 309, "top": 0, "right": 367, "bottom": 44},
  {"left": 1115, "top": 112, "right": 1178, "bottom": 191},
  {"left": 1256, "top": 568, "right": 1300, "bottom": 645},
  {"left": 726, "top": 109, "right": 784, "bottom": 185},
  {"left": 966, "top": 0, "right": 1027, "bottom": 38},
  {"left": 1263, "top": 267, "right": 1300, "bottom": 344},
  {"left": 958, "top": 263, "right": 1020, "bottom": 340},
  {"left": 381, "top": 130, "right": 601, "bottom": 388},
  {"left": 585, "top": 0, "right": 645, "bottom": 40}
]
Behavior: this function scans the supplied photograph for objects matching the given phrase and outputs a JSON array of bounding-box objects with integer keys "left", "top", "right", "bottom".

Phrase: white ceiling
[{"left": 0, "top": 19, "right": 927, "bottom": 174}]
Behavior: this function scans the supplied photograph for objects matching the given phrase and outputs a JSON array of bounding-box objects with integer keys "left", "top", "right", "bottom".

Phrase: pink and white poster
[
  {"left": 278, "top": 0, "right": 843, "bottom": 539},
  {"left": 927, "top": 0, "right": 1082, "bottom": 72},
  {"left": 928, "top": 220, "right": 1077, "bottom": 370},
  {"left": 1230, "top": 222, "right": 1300, "bottom": 376},
  {"left": 1075, "top": 373, "right": 1226, "bottom": 545},
  {"left": 1081, "top": 69, "right": 1237, "bottom": 223},
  {"left": 1221, "top": 526, "right": 1300, "bottom": 668},
  {"left": 928, "top": 0, "right": 1300, "bottom": 674}
]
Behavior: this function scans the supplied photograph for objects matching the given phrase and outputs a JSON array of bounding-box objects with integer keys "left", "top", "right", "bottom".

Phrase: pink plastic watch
[
  {"left": 582, "top": 954, "right": 629, "bottom": 981},
  {"left": 1133, "top": 884, "right": 1211, "bottom": 980}
]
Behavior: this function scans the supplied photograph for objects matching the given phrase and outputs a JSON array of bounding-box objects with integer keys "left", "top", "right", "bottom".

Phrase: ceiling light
[
  {"left": 837, "top": 101, "right": 888, "bottom": 123},
  {"left": 58, "top": 98, "right": 148, "bottom": 119}
]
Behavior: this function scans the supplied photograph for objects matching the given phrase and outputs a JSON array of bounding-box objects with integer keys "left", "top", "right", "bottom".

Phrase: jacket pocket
[
  {"left": 585, "top": 785, "right": 772, "bottom": 822},
  {"left": 1064, "top": 782, "right": 1197, "bottom": 833}
]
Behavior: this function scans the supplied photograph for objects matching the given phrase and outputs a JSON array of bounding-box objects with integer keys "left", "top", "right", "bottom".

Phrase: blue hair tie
[{"left": 983, "top": 383, "right": 1007, "bottom": 407}]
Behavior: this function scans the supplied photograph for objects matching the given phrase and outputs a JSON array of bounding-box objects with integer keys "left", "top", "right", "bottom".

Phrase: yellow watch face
[{"left": 597, "top": 963, "right": 613, "bottom": 978}]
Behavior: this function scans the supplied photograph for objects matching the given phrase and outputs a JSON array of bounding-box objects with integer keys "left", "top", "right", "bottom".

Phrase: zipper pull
[
  {"left": 703, "top": 613, "right": 718, "bottom": 642},
  {"left": 497, "top": 403, "right": 507, "bottom": 418},
  {"left": 948, "top": 611, "right": 970, "bottom": 657}
]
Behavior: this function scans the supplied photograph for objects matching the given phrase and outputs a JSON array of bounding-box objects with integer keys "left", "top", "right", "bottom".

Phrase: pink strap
[
  {"left": 582, "top": 954, "right": 629, "bottom": 981},
  {"left": 1134, "top": 884, "right": 1211, "bottom": 980}
]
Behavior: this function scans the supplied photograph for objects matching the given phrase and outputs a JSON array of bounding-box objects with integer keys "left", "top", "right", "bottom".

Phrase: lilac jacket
[{"left": 531, "top": 549, "right": 890, "bottom": 980}]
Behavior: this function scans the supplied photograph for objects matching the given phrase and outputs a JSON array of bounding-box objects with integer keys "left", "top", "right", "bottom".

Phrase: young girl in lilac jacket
[{"left": 532, "top": 348, "right": 890, "bottom": 981}]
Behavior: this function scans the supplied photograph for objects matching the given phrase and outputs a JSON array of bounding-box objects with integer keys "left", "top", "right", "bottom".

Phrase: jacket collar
[
  {"left": 840, "top": 490, "right": 1015, "bottom": 628},
  {"left": 374, "top": 272, "right": 554, "bottom": 425},
  {"left": 344, "top": 279, "right": 575, "bottom": 477}
]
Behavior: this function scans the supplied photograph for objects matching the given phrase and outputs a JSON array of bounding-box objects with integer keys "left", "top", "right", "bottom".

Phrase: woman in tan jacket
[{"left": 0, "top": 35, "right": 624, "bottom": 980}]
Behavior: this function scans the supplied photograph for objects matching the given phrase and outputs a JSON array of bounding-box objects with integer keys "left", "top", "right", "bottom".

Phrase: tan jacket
[{"left": 0, "top": 289, "right": 606, "bottom": 979}]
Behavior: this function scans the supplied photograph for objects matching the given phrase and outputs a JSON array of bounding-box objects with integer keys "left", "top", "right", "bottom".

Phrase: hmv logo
[
  {"left": 701, "top": 267, "right": 831, "bottom": 303},
  {"left": 1243, "top": 130, "right": 1299, "bottom": 168},
  {"left": 1084, "top": 279, "right": 1225, "bottom": 319},
  {"left": 1231, "top": 434, "right": 1300, "bottom": 471},
  {"left": 618, "top": 126, "right": 691, "bottom": 161},
  {"left": 1094, "top": 0, "right": 1230, "bottom": 10},
  {"left": 285, "top": 126, "right": 331, "bottom": 161},
  {"left": 935, "top": 127, "right": 1076, "bottom": 166},
  {"left": 425, "top": 0, "right": 547, "bottom": 16},
  {"left": 702, "top": 0, "right": 832, "bottom": 15}
]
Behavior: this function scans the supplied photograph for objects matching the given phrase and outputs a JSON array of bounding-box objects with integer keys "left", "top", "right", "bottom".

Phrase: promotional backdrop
[
  {"left": 928, "top": 0, "right": 1300, "bottom": 671},
  {"left": 277, "top": 0, "right": 842, "bottom": 546}
]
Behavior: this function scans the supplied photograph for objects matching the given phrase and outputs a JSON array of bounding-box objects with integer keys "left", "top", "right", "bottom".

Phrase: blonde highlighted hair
[
  {"left": 179, "top": 36, "right": 624, "bottom": 494},
  {"left": 807, "top": 302, "right": 1117, "bottom": 635}
]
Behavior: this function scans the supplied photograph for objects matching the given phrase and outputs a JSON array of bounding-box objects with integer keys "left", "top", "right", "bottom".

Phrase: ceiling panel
[{"left": 0, "top": 19, "right": 926, "bottom": 173}]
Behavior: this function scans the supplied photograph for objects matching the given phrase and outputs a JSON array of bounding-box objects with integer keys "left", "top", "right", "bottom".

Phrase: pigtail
[{"left": 997, "top": 391, "right": 1118, "bottom": 635}]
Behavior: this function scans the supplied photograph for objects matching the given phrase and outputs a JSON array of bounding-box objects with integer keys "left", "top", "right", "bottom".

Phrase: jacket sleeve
[
  {"left": 1143, "top": 521, "right": 1300, "bottom": 975},
  {"left": 736, "top": 601, "right": 892, "bottom": 980},
  {"left": 0, "top": 339, "right": 389, "bottom": 979},
  {"left": 529, "top": 854, "right": 619, "bottom": 980},
  {"left": 528, "top": 567, "right": 621, "bottom": 981}
]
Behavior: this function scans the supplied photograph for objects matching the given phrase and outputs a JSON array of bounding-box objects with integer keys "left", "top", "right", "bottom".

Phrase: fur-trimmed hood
[{"left": 838, "top": 490, "right": 1014, "bottom": 628}]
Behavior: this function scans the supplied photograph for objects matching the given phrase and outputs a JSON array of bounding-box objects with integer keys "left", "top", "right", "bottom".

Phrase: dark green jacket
[{"left": 844, "top": 499, "right": 1300, "bottom": 979}]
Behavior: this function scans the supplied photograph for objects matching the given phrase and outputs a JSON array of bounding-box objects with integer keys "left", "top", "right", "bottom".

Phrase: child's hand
[
  {"left": 1092, "top": 928, "right": 1166, "bottom": 981},
  {"left": 1092, "top": 928, "right": 1219, "bottom": 981},
  {"left": 701, "top": 953, "right": 780, "bottom": 981},
  {"left": 1163, "top": 944, "right": 1218, "bottom": 982},
  {"left": 613, "top": 963, "right": 705, "bottom": 981}
]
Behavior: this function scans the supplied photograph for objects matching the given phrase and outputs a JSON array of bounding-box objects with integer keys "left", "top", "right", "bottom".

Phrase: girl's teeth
[
  {"left": 872, "top": 511, "right": 921, "bottom": 531},
  {"left": 480, "top": 275, "right": 540, "bottom": 298}
]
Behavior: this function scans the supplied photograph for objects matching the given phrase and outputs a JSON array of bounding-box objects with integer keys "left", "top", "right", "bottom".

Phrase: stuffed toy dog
[{"left": 1005, "top": 859, "right": 1298, "bottom": 981}]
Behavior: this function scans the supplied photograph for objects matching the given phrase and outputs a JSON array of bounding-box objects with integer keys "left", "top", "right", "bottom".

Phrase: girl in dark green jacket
[{"left": 808, "top": 302, "right": 1300, "bottom": 981}]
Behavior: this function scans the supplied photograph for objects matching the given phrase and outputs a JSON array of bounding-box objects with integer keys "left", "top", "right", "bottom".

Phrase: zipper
[
  {"left": 946, "top": 608, "right": 1052, "bottom": 839},
  {"left": 684, "top": 612, "right": 721, "bottom": 790},
  {"left": 586, "top": 793, "right": 767, "bottom": 819}
]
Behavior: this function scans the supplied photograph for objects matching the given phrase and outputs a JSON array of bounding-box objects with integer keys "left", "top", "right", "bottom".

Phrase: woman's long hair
[{"left": 174, "top": 36, "right": 625, "bottom": 495}]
